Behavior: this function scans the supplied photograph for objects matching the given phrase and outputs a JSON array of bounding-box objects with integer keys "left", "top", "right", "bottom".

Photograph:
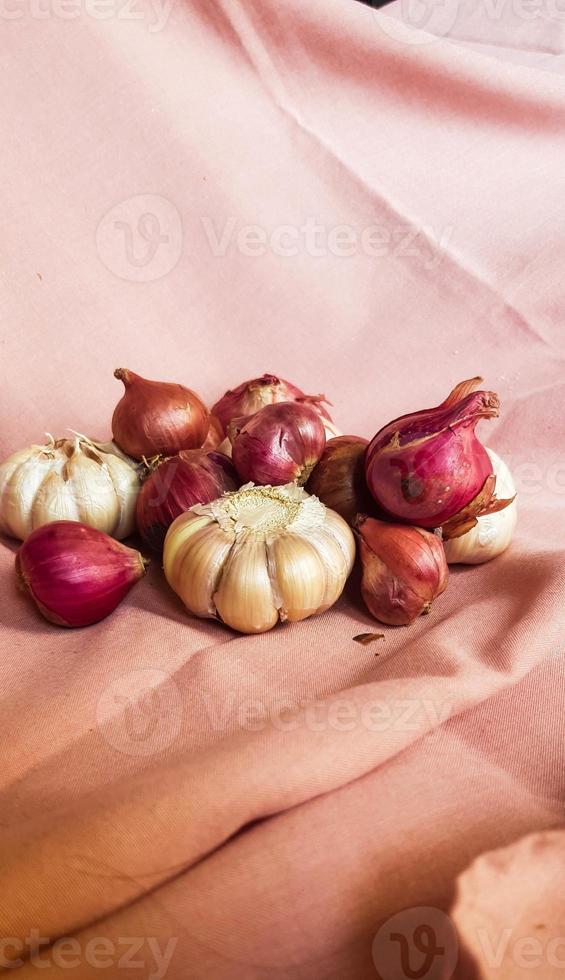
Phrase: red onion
[
  {"left": 365, "top": 378, "right": 507, "bottom": 531},
  {"left": 112, "top": 368, "right": 209, "bottom": 460},
  {"left": 230, "top": 402, "right": 326, "bottom": 486},
  {"left": 212, "top": 373, "right": 336, "bottom": 437},
  {"left": 136, "top": 450, "right": 238, "bottom": 552},
  {"left": 355, "top": 515, "right": 448, "bottom": 626},
  {"left": 202, "top": 415, "right": 224, "bottom": 451},
  {"left": 16, "top": 521, "right": 147, "bottom": 627},
  {"left": 306, "top": 436, "right": 372, "bottom": 525}
]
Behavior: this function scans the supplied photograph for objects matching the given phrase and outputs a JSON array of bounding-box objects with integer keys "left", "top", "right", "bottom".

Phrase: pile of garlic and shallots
[{"left": 1, "top": 371, "right": 516, "bottom": 633}]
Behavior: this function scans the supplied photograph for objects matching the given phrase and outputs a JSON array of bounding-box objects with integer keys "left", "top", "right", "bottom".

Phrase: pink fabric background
[{"left": 1, "top": 0, "right": 564, "bottom": 976}]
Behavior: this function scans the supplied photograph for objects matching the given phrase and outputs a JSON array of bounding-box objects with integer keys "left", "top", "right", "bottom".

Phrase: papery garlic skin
[
  {"left": 163, "top": 483, "right": 355, "bottom": 634},
  {"left": 0, "top": 435, "right": 140, "bottom": 541},
  {"left": 443, "top": 450, "right": 517, "bottom": 564}
]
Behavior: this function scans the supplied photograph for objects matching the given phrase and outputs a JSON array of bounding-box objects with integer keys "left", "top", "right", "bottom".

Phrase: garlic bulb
[
  {"left": 164, "top": 483, "right": 355, "bottom": 634},
  {"left": 0, "top": 435, "right": 141, "bottom": 540},
  {"left": 443, "top": 449, "right": 517, "bottom": 564}
]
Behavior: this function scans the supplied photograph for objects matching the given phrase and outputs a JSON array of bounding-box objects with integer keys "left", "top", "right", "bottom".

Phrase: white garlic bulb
[
  {"left": 164, "top": 483, "right": 355, "bottom": 634},
  {"left": 443, "top": 449, "right": 517, "bottom": 565},
  {"left": 0, "top": 434, "right": 141, "bottom": 540}
]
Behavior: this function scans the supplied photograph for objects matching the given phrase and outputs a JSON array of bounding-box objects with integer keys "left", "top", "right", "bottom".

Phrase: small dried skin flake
[{"left": 353, "top": 632, "right": 385, "bottom": 645}]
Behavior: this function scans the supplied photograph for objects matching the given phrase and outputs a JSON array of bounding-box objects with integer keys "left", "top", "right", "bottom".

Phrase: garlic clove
[
  {"left": 0, "top": 448, "right": 36, "bottom": 536},
  {"left": 318, "top": 508, "right": 357, "bottom": 573},
  {"left": 0, "top": 448, "right": 36, "bottom": 513},
  {"left": 3, "top": 450, "right": 54, "bottom": 539},
  {"left": 102, "top": 452, "right": 139, "bottom": 539},
  {"left": 214, "top": 534, "right": 279, "bottom": 634},
  {"left": 31, "top": 469, "right": 81, "bottom": 529},
  {"left": 443, "top": 504, "right": 517, "bottom": 565},
  {"left": 89, "top": 438, "right": 138, "bottom": 467},
  {"left": 267, "top": 533, "right": 327, "bottom": 621},
  {"left": 443, "top": 449, "right": 517, "bottom": 565},
  {"left": 63, "top": 448, "right": 120, "bottom": 536},
  {"left": 166, "top": 520, "right": 234, "bottom": 618},
  {"left": 163, "top": 513, "right": 213, "bottom": 581},
  {"left": 295, "top": 521, "right": 355, "bottom": 612}
]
